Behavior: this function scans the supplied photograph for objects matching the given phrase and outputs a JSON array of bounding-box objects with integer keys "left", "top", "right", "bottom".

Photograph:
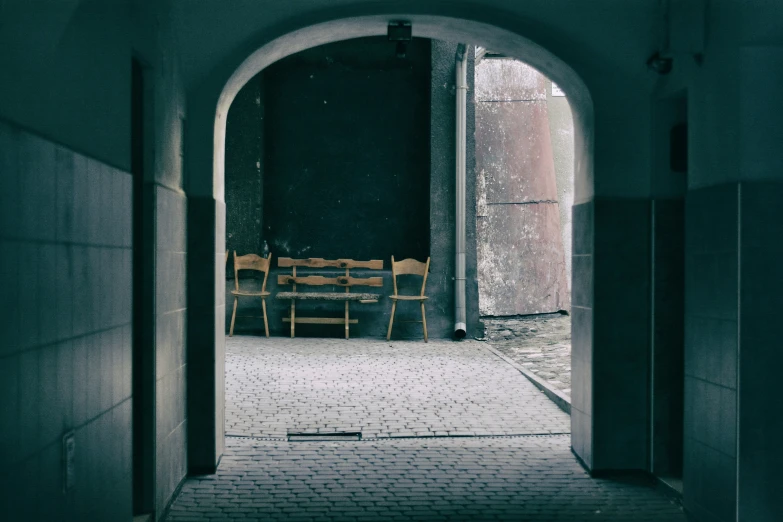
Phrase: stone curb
[{"left": 481, "top": 343, "right": 571, "bottom": 415}]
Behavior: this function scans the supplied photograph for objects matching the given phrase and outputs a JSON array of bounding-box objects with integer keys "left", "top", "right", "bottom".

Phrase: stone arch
[{"left": 186, "top": 13, "right": 594, "bottom": 473}]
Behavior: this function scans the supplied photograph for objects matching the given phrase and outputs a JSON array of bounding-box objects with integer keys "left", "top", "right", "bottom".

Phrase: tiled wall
[
  {"left": 684, "top": 184, "right": 738, "bottom": 522},
  {"left": 651, "top": 199, "right": 686, "bottom": 476},
  {"left": 592, "top": 199, "right": 651, "bottom": 470},
  {"left": 154, "top": 185, "right": 188, "bottom": 514},
  {"left": 738, "top": 182, "right": 783, "bottom": 522},
  {"left": 187, "top": 197, "right": 226, "bottom": 472},
  {"left": 0, "top": 121, "right": 133, "bottom": 519},
  {"left": 570, "top": 201, "right": 593, "bottom": 468}
]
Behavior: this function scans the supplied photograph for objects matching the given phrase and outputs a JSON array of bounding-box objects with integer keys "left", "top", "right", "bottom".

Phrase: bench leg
[
  {"left": 290, "top": 300, "right": 296, "bottom": 338},
  {"left": 345, "top": 301, "right": 350, "bottom": 340},
  {"left": 229, "top": 297, "right": 238, "bottom": 337},
  {"left": 262, "top": 298, "right": 269, "bottom": 338},
  {"left": 387, "top": 302, "right": 397, "bottom": 341},
  {"left": 421, "top": 302, "right": 428, "bottom": 343}
]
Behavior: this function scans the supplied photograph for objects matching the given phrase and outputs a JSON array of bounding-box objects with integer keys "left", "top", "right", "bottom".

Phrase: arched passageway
[
  {"left": 4, "top": 1, "right": 783, "bottom": 520},
  {"left": 186, "top": 12, "right": 596, "bottom": 467},
  {"left": 172, "top": 13, "right": 687, "bottom": 522}
]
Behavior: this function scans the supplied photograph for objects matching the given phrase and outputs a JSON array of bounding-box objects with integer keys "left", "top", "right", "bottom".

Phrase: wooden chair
[
  {"left": 387, "top": 256, "right": 431, "bottom": 342},
  {"left": 230, "top": 251, "right": 272, "bottom": 337}
]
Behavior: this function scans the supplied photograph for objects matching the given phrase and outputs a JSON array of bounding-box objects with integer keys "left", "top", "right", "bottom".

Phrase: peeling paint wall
[{"left": 475, "top": 59, "right": 571, "bottom": 316}]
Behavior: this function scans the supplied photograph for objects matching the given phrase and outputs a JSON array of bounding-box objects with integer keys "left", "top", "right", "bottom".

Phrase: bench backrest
[{"left": 277, "top": 257, "right": 383, "bottom": 289}]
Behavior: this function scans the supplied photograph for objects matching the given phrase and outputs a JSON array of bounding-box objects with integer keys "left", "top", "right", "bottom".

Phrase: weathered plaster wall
[
  {"left": 475, "top": 58, "right": 569, "bottom": 316},
  {"left": 547, "top": 81, "right": 574, "bottom": 292}
]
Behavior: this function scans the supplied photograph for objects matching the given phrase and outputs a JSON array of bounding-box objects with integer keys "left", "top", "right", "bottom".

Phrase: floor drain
[{"left": 287, "top": 432, "right": 362, "bottom": 442}]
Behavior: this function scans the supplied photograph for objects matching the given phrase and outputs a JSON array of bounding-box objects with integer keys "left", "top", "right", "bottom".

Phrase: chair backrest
[
  {"left": 233, "top": 251, "right": 272, "bottom": 292},
  {"left": 390, "top": 256, "right": 431, "bottom": 297}
]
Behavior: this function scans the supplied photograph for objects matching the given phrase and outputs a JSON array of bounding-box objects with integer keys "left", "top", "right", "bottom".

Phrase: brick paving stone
[
  {"left": 163, "top": 336, "right": 686, "bottom": 521},
  {"left": 225, "top": 336, "right": 570, "bottom": 438},
  {"left": 483, "top": 314, "right": 572, "bottom": 395},
  {"left": 164, "top": 436, "right": 687, "bottom": 521}
]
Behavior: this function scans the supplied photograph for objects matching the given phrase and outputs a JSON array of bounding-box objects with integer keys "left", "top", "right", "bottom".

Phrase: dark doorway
[
  {"left": 650, "top": 93, "right": 687, "bottom": 493},
  {"left": 131, "top": 56, "right": 154, "bottom": 517}
]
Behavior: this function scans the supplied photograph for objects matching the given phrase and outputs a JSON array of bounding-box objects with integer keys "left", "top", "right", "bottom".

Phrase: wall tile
[
  {"left": 120, "top": 325, "right": 132, "bottom": 402},
  {"left": 72, "top": 336, "right": 88, "bottom": 426},
  {"left": 686, "top": 184, "right": 738, "bottom": 254},
  {"left": 99, "top": 248, "right": 113, "bottom": 329},
  {"left": 112, "top": 328, "right": 125, "bottom": 407},
  {"left": 38, "top": 243, "right": 58, "bottom": 346},
  {"left": 99, "top": 330, "right": 112, "bottom": 413},
  {"left": 0, "top": 354, "right": 19, "bottom": 463},
  {"left": 55, "top": 245, "right": 74, "bottom": 342},
  {"left": 72, "top": 156, "right": 89, "bottom": 243},
  {"left": 85, "top": 334, "right": 101, "bottom": 421},
  {"left": 572, "top": 201, "right": 593, "bottom": 255},
  {"left": 56, "top": 341, "right": 74, "bottom": 432},
  {"left": 0, "top": 240, "right": 20, "bottom": 354},
  {"left": 719, "top": 387, "right": 737, "bottom": 458},
  {"left": 18, "top": 349, "right": 40, "bottom": 461},
  {"left": 86, "top": 158, "right": 102, "bottom": 245},
  {"left": 87, "top": 246, "right": 101, "bottom": 331},
  {"left": 71, "top": 246, "right": 90, "bottom": 337},
  {"left": 18, "top": 242, "right": 40, "bottom": 350},
  {"left": 38, "top": 344, "right": 60, "bottom": 447},
  {"left": 36, "top": 441, "right": 64, "bottom": 521},
  {"left": 19, "top": 133, "right": 56, "bottom": 241},
  {"left": 0, "top": 123, "right": 21, "bottom": 238},
  {"left": 56, "top": 146, "right": 75, "bottom": 243},
  {"left": 119, "top": 174, "right": 133, "bottom": 248}
]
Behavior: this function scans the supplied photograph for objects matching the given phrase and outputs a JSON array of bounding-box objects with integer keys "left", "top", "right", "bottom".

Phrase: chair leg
[
  {"left": 229, "top": 297, "right": 238, "bottom": 337},
  {"left": 345, "top": 301, "right": 350, "bottom": 340},
  {"left": 262, "top": 298, "right": 269, "bottom": 338},
  {"left": 387, "top": 302, "right": 397, "bottom": 341},
  {"left": 421, "top": 302, "right": 428, "bottom": 343},
  {"left": 290, "top": 300, "right": 296, "bottom": 338}
]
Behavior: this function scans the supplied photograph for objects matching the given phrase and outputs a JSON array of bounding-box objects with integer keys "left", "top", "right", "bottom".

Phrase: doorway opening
[
  {"left": 219, "top": 34, "right": 576, "bottom": 442},
  {"left": 474, "top": 53, "right": 573, "bottom": 398},
  {"left": 650, "top": 92, "right": 687, "bottom": 494}
]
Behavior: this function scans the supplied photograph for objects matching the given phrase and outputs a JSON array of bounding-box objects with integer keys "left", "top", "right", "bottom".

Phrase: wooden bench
[{"left": 276, "top": 257, "right": 383, "bottom": 339}]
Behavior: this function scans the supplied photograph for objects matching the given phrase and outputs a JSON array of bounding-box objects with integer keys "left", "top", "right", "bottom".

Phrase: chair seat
[
  {"left": 231, "top": 290, "right": 271, "bottom": 297},
  {"left": 389, "top": 295, "right": 428, "bottom": 301}
]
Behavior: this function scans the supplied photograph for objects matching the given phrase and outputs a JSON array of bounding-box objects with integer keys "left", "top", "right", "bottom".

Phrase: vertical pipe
[{"left": 454, "top": 44, "right": 468, "bottom": 339}]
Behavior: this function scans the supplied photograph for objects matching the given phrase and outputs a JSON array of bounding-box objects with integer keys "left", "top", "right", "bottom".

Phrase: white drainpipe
[{"left": 454, "top": 43, "right": 468, "bottom": 339}]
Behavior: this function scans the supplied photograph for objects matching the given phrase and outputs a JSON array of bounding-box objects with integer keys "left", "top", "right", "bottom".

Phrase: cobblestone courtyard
[
  {"left": 483, "top": 314, "right": 572, "bottom": 395},
  {"left": 163, "top": 336, "right": 686, "bottom": 521}
]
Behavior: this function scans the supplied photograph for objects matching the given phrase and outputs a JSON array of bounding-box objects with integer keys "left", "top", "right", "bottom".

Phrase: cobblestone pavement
[
  {"left": 482, "top": 314, "right": 572, "bottom": 396},
  {"left": 225, "top": 337, "right": 570, "bottom": 438},
  {"left": 163, "top": 336, "right": 687, "bottom": 521},
  {"left": 165, "top": 436, "right": 687, "bottom": 521}
]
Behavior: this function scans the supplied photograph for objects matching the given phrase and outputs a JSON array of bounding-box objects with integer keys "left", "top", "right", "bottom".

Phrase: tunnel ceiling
[{"left": 170, "top": 0, "right": 659, "bottom": 91}]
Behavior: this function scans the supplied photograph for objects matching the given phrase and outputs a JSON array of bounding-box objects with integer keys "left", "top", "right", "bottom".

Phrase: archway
[{"left": 186, "top": 13, "right": 594, "bottom": 475}]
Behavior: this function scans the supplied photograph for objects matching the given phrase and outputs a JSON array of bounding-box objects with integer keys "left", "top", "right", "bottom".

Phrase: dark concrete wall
[
  {"left": 225, "top": 39, "right": 479, "bottom": 339},
  {"left": 225, "top": 75, "right": 264, "bottom": 263},
  {"left": 262, "top": 36, "right": 431, "bottom": 261}
]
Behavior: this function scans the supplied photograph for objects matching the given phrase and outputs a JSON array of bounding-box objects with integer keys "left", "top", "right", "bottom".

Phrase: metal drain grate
[{"left": 287, "top": 432, "right": 362, "bottom": 442}]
